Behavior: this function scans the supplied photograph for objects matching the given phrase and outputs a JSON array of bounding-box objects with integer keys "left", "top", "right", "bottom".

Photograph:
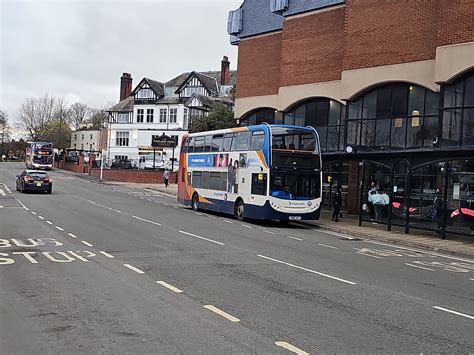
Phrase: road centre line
[
  {"left": 284, "top": 236, "right": 303, "bottom": 241},
  {"left": 432, "top": 306, "right": 474, "bottom": 320},
  {"left": 405, "top": 263, "right": 434, "bottom": 271},
  {"left": 81, "top": 240, "right": 93, "bottom": 247},
  {"left": 275, "top": 341, "right": 309, "bottom": 355},
  {"left": 203, "top": 305, "right": 240, "bottom": 323},
  {"left": 132, "top": 215, "right": 162, "bottom": 226},
  {"left": 178, "top": 230, "right": 225, "bottom": 246},
  {"left": 55, "top": 226, "right": 64, "bottom": 231},
  {"left": 99, "top": 251, "right": 114, "bottom": 258},
  {"left": 241, "top": 224, "right": 253, "bottom": 229},
  {"left": 38, "top": 216, "right": 44, "bottom": 220},
  {"left": 156, "top": 281, "right": 183, "bottom": 293},
  {"left": 318, "top": 243, "right": 338, "bottom": 249},
  {"left": 264, "top": 230, "right": 276, "bottom": 234},
  {"left": 68, "top": 233, "right": 77, "bottom": 239},
  {"left": 46, "top": 221, "right": 53, "bottom": 225},
  {"left": 31, "top": 211, "right": 37, "bottom": 215},
  {"left": 123, "top": 263, "right": 145, "bottom": 274},
  {"left": 222, "top": 220, "right": 233, "bottom": 224},
  {"left": 258, "top": 254, "right": 357, "bottom": 285}
]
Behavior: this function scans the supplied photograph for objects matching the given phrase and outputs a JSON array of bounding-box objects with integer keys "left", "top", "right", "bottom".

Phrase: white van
[{"left": 138, "top": 154, "right": 164, "bottom": 170}]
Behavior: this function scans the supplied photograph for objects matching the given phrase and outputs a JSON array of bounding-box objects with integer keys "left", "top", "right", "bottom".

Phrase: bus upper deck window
[
  {"left": 223, "top": 133, "right": 234, "bottom": 152},
  {"left": 204, "top": 135, "right": 212, "bottom": 153},
  {"left": 212, "top": 134, "right": 224, "bottom": 152},
  {"left": 236, "top": 131, "right": 250, "bottom": 151},
  {"left": 188, "top": 137, "right": 195, "bottom": 153},
  {"left": 250, "top": 130, "right": 265, "bottom": 151}
]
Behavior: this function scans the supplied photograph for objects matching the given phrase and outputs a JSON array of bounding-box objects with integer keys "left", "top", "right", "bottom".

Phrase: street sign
[{"left": 152, "top": 134, "right": 176, "bottom": 148}]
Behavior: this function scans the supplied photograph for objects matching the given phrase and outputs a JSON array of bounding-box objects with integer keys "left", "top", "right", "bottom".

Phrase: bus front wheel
[
  {"left": 191, "top": 193, "right": 199, "bottom": 211},
  {"left": 235, "top": 200, "right": 245, "bottom": 221}
]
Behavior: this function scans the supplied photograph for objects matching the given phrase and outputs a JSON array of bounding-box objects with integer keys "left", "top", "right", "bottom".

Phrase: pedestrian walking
[
  {"left": 332, "top": 186, "right": 342, "bottom": 222},
  {"left": 163, "top": 169, "right": 170, "bottom": 188},
  {"left": 367, "top": 181, "right": 377, "bottom": 221}
]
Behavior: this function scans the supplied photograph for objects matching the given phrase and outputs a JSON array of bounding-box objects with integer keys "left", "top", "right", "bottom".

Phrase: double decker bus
[
  {"left": 26, "top": 141, "right": 54, "bottom": 170},
  {"left": 177, "top": 124, "right": 322, "bottom": 222}
]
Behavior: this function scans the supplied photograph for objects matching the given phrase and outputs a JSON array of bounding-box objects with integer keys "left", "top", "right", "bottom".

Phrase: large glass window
[
  {"left": 347, "top": 83, "right": 439, "bottom": 150},
  {"left": 115, "top": 131, "right": 129, "bottom": 147},
  {"left": 284, "top": 98, "right": 345, "bottom": 152},
  {"left": 240, "top": 108, "right": 275, "bottom": 126},
  {"left": 441, "top": 71, "right": 474, "bottom": 147}
]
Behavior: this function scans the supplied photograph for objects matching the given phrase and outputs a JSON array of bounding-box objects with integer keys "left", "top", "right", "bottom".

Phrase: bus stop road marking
[
  {"left": 81, "top": 241, "right": 93, "bottom": 247},
  {"left": 55, "top": 226, "right": 64, "bottom": 231},
  {"left": 258, "top": 254, "right": 357, "bottom": 285},
  {"left": 99, "top": 251, "right": 114, "bottom": 258},
  {"left": 68, "top": 233, "right": 77, "bottom": 239},
  {"left": 0, "top": 189, "right": 5, "bottom": 196},
  {"left": 46, "top": 221, "right": 53, "bottom": 225}
]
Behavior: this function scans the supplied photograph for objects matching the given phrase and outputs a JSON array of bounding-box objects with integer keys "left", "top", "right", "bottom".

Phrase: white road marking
[
  {"left": 99, "top": 251, "right": 114, "bottom": 258},
  {"left": 163, "top": 203, "right": 169, "bottom": 206},
  {"left": 106, "top": 206, "right": 122, "bottom": 213},
  {"left": 223, "top": 220, "right": 233, "bottom": 224},
  {"left": 86, "top": 199, "right": 97, "bottom": 205},
  {"left": 4, "top": 186, "right": 11, "bottom": 193},
  {"left": 241, "top": 224, "right": 253, "bottom": 229},
  {"left": 203, "top": 305, "right": 240, "bottom": 322},
  {"left": 132, "top": 215, "right": 162, "bottom": 226},
  {"left": 354, "top": 248, "right": 381, "bottom": 259},
  {"left": 68, "top": 233, "right": 77, "bottom": 239},
  {"left": 319, "top": 229, "right": 353, "bottom": 238},
  {"left": 178, "top": 230, "right": 225, "bottom": 246},
  {"left": 55, "top": 226, "right": 64, "bottom": 231},
  {"left": 0, "top": 189, "right": 5, "bottom": 196},
  {"left": 31, "top": 211, "right": 37, "bottom": 215},
  {"left": 0, "top": 205, "right": 3, "bottom": 208},
  {"left": 68, "top": 251, "right": 88, "bottom": 262},
  {"left": 366, "top": 240, "right": 474, "bottom": 263},
  {"left": 405, "top": 263, "right": 434, "bottom": 271},
  {"left": 194, "top": 212, "right": 203, "bottom": 216},
  {"left": 81, "top": 240, "right": 93, "bottom": 247},
  {"left": 258, "top": 254, "right": 356, "bottom": 285},
  {"left": 123, "top": 263, "right": 145, "bottom": 274},
  {"left": 264, "top": 230, "right": 276, "bottom": 234},
  {"left": 433, "top": 306, "right": 474, "bottom": 320},
  {"left": 284, "top": 236, "right": 303, "bottom": 241},
  {"left": 318, "top": 243, "right": 338, "bottom": 249},
  {"left": 275, "top": 342, "right": 309, "bottom": 355},
  {"left": 46, "top": 221, "right": 53, "bottom": 225},
  {"left": 23, "top": 207, "right": 29, "bottom": 211},
  {"left": 208, "top": 215, "right": 217, "bottom": 219},
  {"left": 38, "top": 216, "right": 44, "bottom": 220},
  {"left": 156, "top": 281, "right": 183, "bottom": 293},
  {"left": 470, "top": 278, "right": 474, "bottom": 281}
]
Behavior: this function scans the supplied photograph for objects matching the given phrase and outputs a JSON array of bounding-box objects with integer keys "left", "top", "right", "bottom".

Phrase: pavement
[{"left": 1, "top": 162, "right": 473, "bottom": 353}]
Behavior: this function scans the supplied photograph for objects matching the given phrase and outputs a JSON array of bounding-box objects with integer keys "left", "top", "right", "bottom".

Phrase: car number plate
[
  {"left": 36, "top": 182, "right": 42, "bottom": 187},
  {"left": 289, "top": 216, "right": 301, "bottom": 220}
]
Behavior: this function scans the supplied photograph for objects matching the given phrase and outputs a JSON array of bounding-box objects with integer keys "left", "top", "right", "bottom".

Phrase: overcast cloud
[{"left": 0, "top": 0, "right": 241, "bottom": 128}]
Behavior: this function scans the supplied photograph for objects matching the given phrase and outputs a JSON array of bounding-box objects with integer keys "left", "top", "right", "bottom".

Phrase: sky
[{"left": 0, "top": 0, "right": 242, "bottom": 131}]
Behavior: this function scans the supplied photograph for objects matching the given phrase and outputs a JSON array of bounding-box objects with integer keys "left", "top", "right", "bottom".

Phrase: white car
[{"left": 138, "top": 155, "right": 164, "bottom": 170}]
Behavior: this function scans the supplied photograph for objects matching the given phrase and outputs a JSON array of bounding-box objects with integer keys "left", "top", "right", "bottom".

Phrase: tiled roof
[
  {"left": 185, "top": 94, "right": 233, "bottom": 108},
  {"left": 145, "top": 78, "right": 164, "bottom": 96},
  {"left": 156, "top": 97, "right": 180, "bottom": 104},
  {"left": 231, "top": 0, "right": 345, "bottom": 40},
  {"left": 107, "top": 96, "right": 134, "bottom": 112}
]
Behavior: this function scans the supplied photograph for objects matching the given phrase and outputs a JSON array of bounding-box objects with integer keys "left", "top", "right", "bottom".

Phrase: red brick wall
[
  {"left": 436, "top": 0, "right": 474, "bottom": 47},
  {"left": 236, "top": 1, "right": 473, "bottom": 98},
  {"left": 56, "top": 162, "right": 87, "bottom": 174},
  {"left": 236, "top": 32, "right": 282, "bottom": 98},
  {"left": 90, "top": 168, "right": 177, "bottom": 184},
  {"left": 280, "top": 7, "right": 345, "bottom": 86},
  {"left": 343, "top": 0, "right": 439, "bottom": 71}
]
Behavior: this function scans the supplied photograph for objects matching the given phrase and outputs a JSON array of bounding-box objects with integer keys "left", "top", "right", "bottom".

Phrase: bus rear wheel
[
  {"left": 191, "top": 193, "right": 199, "bottom": 211},
  {"left": 235, "top": 200, "right": 245, "bottom": 221}
]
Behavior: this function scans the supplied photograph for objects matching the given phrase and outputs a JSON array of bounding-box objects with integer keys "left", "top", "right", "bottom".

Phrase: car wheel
[
  {"left": 20, "top": 182, "right": 25, "bottom": 193},
  {"left": 191, "top": 193, "right": 199, "bottom": 211},
  {"left": 46, "top": 189, "right": 52, "bottom": 194},
  {"left": 235, "top": 200, "right": 245, "bottom": 221}
]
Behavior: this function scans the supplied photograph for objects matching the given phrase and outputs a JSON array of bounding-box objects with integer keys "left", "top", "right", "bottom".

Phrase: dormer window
[
  {"left": 270, "top": 0, "right": 289, "bottom": 14},
  {"left": 227, "top": 9, "right": 242, "bottom": 35},
  {"left": 137, "top": 88, "right": 154, "bottom": 99}
]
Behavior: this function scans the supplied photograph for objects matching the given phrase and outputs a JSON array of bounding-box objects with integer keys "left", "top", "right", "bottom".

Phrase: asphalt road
[{"left": 1, "top": 162, "right": 473, "bottom": 354}]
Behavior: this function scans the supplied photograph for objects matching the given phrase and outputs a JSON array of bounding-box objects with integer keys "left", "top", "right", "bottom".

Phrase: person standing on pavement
[
  {"left": 163, "top": 169, "right": 170, "bottom": 188},
  {"left": 367, "top": 181, "right": 377, "bottom": 221},
  {"left": 332, "top": 186, "right": 343, "bottom": 222}
]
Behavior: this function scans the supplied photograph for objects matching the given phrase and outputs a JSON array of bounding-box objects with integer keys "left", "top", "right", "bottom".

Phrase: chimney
[
  {"left": 120, "top": 73, "right": 132, "bottom": 101},
  {"left": 220, "top": 56, "right": 230, "bottom": 85}
]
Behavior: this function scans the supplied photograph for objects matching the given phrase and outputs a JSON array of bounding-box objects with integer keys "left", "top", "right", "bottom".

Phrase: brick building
[{"left": 228, "top": 0, "right": 474, "bottom": 237}]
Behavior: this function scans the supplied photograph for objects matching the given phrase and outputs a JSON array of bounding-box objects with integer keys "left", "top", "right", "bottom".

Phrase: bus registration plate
[{"left": 289, "top": 216, "right": 301, "bottom": 221}]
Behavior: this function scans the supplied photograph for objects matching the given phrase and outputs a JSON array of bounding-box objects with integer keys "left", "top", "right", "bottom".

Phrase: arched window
[
  {"left": 347, "top": 83, "right": 439, "bottom": 150},
  {"left": 441, "top": 70, "right": 474, "bottom": 147},
  {"left": 284, "top": 98, "right": 345, "bottom": 152},
  {"left": 240, "top": 108, "right": 275, "bottom": 126}
]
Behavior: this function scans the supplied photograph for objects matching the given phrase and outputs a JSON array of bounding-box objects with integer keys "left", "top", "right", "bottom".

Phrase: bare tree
[
  {"left": 16, "top": 94, "right": 71, "bottom": 148},
  {"left": 88, "top": 101, "right": 114, "bottom": 129},
  {"left": 69, "top": 102, "right": 90, "bottom": 129}
]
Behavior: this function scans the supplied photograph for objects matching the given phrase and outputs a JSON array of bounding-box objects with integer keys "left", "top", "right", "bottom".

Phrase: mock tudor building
[
  {"left": 106, "top": 57, "right": 236, "bottom": 163},
  {"left": 228, "top": 0, "right": 474, "bottom": 237}
]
